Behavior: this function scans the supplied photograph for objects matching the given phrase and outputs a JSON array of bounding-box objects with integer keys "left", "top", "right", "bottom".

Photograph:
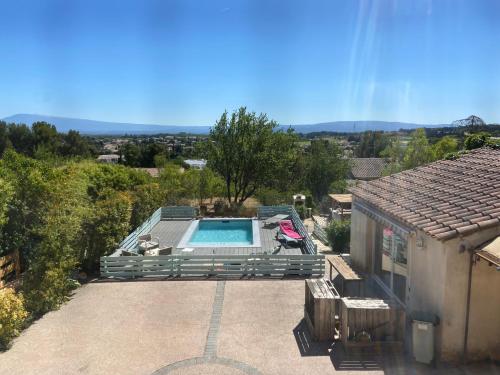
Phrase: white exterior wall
[
  {"left": 406, "top": 232, "right": 448, "bottom": 360},
  {"left": 440, "top": 226, "right": 500, "bottom": 362},
  {"left": 349, "top": 205, "right": 375, "bottom": 272}
]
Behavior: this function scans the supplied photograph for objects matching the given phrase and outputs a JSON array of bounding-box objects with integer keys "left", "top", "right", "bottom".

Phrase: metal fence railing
[
  {"left": 100, "top": 254, "right": 325, "bottom": 278},
  {"left": 161, "top": 206, "right": 197, "bottom": 220},
  {"left": 313, "top": 222, "right": 329, "bottom": 245},
  {"left": 118, "top": 208, "right": 162, "bottom": 251}
]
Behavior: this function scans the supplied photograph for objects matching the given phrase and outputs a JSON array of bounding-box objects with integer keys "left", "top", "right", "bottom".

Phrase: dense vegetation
[{"left": 0, "top": 121, "right": 95, "bottom": 159}]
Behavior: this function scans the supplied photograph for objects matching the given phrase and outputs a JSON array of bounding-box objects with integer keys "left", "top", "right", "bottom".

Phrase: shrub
[
  {"left": 24, "top": 267, "right": 79, "bottom": 316},
  {"left": 295, "top": 205, "right": 306, "bottom": 219},
  {"left": 326, "top": 220, "right": 351, "bottom": 253},
  {"left": 0, "top": 288, "right": 28, "bottom": 350},
  {"left": 464, "top": 133, "right": 489, "bottom": 150},
  {"left": 255, "top": 188, "right": 289, "bottom": 206},
  {"left": 80, "top": 189, "right": 132, "bottom": 271},
  {"left": 130, "top": 183, "right": 163, "bottom": 229},
  {"left": 213, "top": 199, "right": 225, "bottom": 215}
]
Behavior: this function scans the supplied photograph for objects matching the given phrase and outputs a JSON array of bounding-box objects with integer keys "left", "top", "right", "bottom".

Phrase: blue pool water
[{"left": 189, "top": 219, "right": 253, "bottom": 245}]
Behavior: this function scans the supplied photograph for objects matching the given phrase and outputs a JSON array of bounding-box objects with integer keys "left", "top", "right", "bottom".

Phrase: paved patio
[{"left": 0, "top": 280, "right": 496, "bottom": 375}]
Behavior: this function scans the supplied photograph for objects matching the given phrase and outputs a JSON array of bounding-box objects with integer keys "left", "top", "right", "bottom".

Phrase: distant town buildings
[{"left": 184, "top": 159, "right": 207, "bottom": 169}]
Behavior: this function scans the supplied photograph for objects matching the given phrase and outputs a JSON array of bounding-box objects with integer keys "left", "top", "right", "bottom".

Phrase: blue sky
[{"left": 1, "top": 0, "right": 499, "bottom": 125}]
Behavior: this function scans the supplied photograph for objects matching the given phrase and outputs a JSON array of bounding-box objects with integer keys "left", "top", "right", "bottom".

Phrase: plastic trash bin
[{"left": 411, "top": 312, "right": 439, "bottom": 364}]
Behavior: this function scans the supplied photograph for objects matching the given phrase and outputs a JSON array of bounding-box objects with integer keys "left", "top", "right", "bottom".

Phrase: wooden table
[{"left": 327, "top": 255, "right": 363, "bottom": 296}]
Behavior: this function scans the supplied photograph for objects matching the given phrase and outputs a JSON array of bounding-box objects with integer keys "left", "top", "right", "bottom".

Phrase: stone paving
[
  {"left": 0, "top": 280, "right": 497, "bottom": 375},
  {"left": 152, "top": 281, "right": 262, "bottom": 375}
]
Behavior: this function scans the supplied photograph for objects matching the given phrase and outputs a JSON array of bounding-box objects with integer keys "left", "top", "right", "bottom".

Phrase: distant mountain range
[{"left": 2, "top": 114, "right": 450, "bottom": 135}]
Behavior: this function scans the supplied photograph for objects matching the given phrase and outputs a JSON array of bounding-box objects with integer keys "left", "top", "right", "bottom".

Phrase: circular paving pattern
[
  {"left": 151, "top": 281, "right": 262, "bottom": 375},
  {"left": 152, "top": 357, "right": 261, "bottom": 375}
]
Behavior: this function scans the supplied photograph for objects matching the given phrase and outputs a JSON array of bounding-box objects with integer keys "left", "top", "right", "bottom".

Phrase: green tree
[
  {"left": 130, "top": 183, "right": 164, "bottom": 229},
  {"left": 0, "top": 178, "right": 13, "bottom": 230},
  {"left": 7, "top": 124, "right": 34, "bottom": 156},
  {"left": 432, "top": 136, "right": 458, "bottom": 160},
  {"left": 32, "top": 122, "right": 60, "bottom": 156},
  {"left": 402, "top": 128, "right": 434, "bottom": 169},
  {"left": 208, "top": 107, "right": 297, "bottom": 205},
  {"left": 265, "top": 129, "right": 301, "bottom": 192},
  {"left": 0, "top": 151, "right": 55, "bottom": 256},
  {"left": 180, "top": 168, "right": 226, "bottom": 206},
  {"left": 22, "top": 167, "right": 88, "bottom": 316},
  {"left": 380, "top": 137, "right": 404, "bottom": 175},
  {"left": 199, "top": 168, "right": 225, "bottom": 204},
  {"left": 181, "top": 168, "right": 201, "bottom": 203},
  {"left": 159, "top": 163, "right": 185, "bottom": 204},
  {"left": 154, "top": 152, "right": 169, "bottom": 168},
  {"left": 141, "top": 143, "right": 168, "bottom": 167},
  {"left": 120, "top": 143, "right": 141, "bottom": 167},
  {"left": 0, "top": 122, "right": 10, "bottom": 156},
  {"left": 60, "top": 130, "right": 94, "bottom": 157},
  {"left": 304, "top": 140, "right": 348, "bottom": 202},
  {"left": 356, "top": 131, "right": 391, "bottom": 158},
  {"left": 80, "top": 189, "right": 132, "bottom": 271}
]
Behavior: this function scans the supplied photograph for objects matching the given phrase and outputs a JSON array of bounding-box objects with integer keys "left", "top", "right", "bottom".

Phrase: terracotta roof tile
[
  {"left": 350, "top": 148, "right": 500, "bottom": 241},
  {"left": 349, "top": 158, "right": 389, "bottom": 180}
]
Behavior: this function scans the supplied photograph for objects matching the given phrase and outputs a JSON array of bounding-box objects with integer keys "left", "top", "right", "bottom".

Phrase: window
[{"left": 374, "top": 223, "right": 407, "bottom": 302}]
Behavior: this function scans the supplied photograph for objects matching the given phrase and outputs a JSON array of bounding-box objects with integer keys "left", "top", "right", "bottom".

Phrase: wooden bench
[{"left": 327, "top": 255, "right": 363, "bottom": 296}]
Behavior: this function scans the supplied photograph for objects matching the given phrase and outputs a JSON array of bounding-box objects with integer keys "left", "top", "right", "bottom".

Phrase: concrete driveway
[{"left": 0, "top": 279, "right": 496, "bottom": 375}]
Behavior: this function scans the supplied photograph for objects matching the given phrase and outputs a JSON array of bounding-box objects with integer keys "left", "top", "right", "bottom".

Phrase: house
[
  {"left": 349, "top": 148, "right": 500, "bottom": 363},
  {"left": 97, "top": 154, "right": 119, "bottom": 164},
  {"left": 349, "top": 158, "right": 388, "bottom": 181},
  {"left": 184, "top": 159, "right": 207, "bottom": 169}
]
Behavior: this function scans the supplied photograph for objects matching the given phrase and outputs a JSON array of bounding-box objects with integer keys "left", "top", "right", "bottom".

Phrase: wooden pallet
[{"left": 0, "top": 250, "right": 21, "bottom": 289}]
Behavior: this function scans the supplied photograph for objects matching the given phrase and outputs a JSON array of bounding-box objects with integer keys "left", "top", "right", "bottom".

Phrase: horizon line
[{"left": 2, "top": 113, "right": 461, "bottom": 127}]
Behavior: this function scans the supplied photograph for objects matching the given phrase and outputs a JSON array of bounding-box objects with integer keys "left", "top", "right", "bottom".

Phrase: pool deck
[{"left": 149, "top": 219, "right": 303, "bottom": 255}]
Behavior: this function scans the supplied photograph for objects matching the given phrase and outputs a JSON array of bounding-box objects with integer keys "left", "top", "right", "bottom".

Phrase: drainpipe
[{"left": 462, "top": 248, "right": 473, "bottom": 364}]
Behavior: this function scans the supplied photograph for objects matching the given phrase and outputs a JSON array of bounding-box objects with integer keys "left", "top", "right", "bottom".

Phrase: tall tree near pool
[
  {"left": 304, "top": 140, "right": 348, "bottom": 202},
  {"left": 208, "top": 107, "right": 297, "bottom": 205}
]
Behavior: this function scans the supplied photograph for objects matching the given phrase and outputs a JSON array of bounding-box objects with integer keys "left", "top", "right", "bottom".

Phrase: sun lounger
[
  {"left": 276, "top": 232, "right": 301, "bottom": 248},
  {"left": 279, "top": 220, "right": 303, "bottom": 240}
]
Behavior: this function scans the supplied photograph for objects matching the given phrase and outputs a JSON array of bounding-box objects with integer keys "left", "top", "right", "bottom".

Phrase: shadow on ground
[
  {"left": 293, "top": 318, "right": 389, "bottom": 371},
  {"left": 292, "top": 319, "right": 500, "bottom": 374}
]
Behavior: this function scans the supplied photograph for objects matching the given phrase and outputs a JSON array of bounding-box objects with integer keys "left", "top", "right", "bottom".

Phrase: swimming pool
[{"left": 177, "top": 219, "right": 261, "bottom": 248}]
